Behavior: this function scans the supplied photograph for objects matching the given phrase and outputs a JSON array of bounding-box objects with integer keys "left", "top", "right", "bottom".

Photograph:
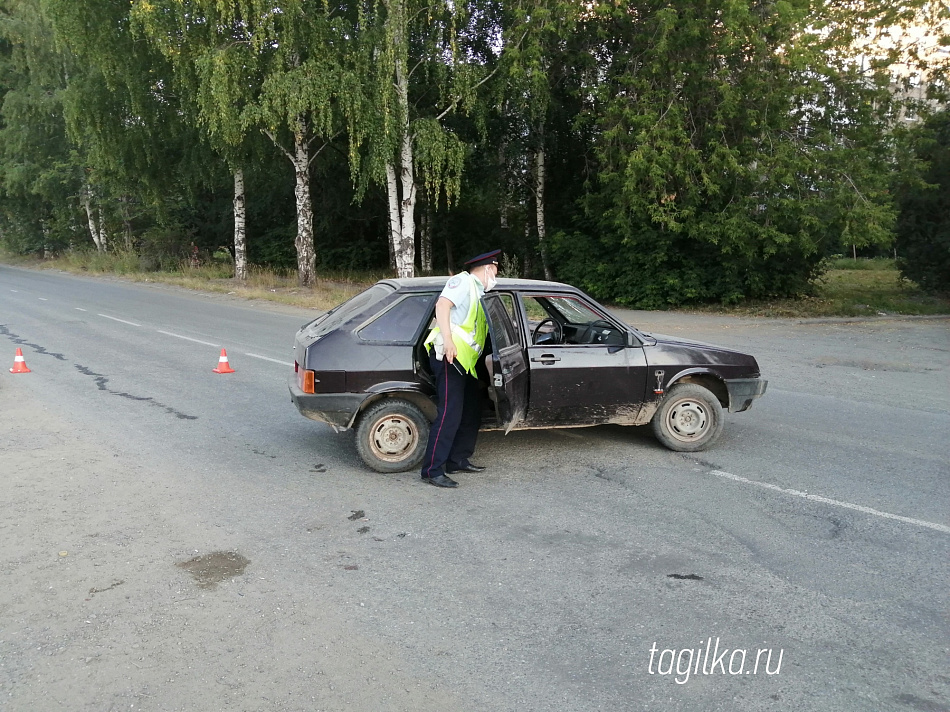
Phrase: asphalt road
[{"left": 1, "top": 264, "right": 948, "bottom": 712}]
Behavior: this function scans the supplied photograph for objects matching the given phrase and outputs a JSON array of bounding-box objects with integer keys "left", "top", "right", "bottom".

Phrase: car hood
[
  {"left": 640, "top": 331, "right": 760, "bottom": 373},
  {"left": 642, "top": 332, "right": 744, "bottom": 354}
]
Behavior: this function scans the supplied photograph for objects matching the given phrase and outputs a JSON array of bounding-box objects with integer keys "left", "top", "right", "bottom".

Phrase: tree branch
[
  {"left": 262, "top": 128, "right": 295, "bottom": 162},
  {"left": 435, "top": 29, "right": 529, "bottom": 122},
  {"left": 407, "top": 57, "right": 425, "bottom": 80},
  {"left": 308, "top": 131, "right": 343, "bottom": 167}
]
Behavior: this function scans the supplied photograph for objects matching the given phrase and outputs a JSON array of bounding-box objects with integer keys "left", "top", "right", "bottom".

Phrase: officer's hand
[{"left": 443, "top": 341, "right": 458, "bottom": 364}]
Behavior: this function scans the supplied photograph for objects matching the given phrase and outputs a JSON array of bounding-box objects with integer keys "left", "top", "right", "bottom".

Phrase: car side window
[
  {"left": 522, "top": 294, "right": 621, "bottom": 346},
  {"left": 358, "top": 294, "right": 436, "bottom": 342},
  {"left": 484, "top": 295, "right": 519, "bottom": 351},
  {"left": 497, "top": 293, "right": 518, "bottom": 324}
]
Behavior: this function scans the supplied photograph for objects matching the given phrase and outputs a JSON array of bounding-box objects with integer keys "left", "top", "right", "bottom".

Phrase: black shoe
[
  {"left": 446, "top": 462, "right": 485, "bottom": 474},
  {"left": 423, "top": 474, "right": 458, "bottom": 488}
]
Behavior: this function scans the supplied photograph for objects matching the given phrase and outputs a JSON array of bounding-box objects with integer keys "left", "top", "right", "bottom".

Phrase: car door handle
[{"left": 531, "top": 354, "right": 561, "bottom": 364}]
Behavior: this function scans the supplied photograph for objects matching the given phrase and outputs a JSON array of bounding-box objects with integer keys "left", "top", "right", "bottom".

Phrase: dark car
[{"left": 289, "top": 277, "right": 767, "bottom": 472}]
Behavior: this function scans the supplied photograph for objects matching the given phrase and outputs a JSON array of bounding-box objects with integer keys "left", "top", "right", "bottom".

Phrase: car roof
[{"left": 379, "top": 277, "right": 583, "bottom": 294}]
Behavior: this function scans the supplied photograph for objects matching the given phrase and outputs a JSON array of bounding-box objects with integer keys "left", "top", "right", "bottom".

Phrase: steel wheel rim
[
  {"left": 369, "top": 415, "right": 418, "bottom": 462},
  {"left": 667, "top": 399, "right": 709, "bottom": 442}
]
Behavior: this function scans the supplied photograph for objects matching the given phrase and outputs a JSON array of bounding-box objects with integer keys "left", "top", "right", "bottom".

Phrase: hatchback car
[{"left": 290, "top": 277, "right": 767, "bottom": 472}]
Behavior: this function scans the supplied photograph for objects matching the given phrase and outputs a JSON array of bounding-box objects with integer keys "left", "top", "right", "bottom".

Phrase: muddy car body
[{"left": 289, "top": 277, "right": 767, "bottom": 471}]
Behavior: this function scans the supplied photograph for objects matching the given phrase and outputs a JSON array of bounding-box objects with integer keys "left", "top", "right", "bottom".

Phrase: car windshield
[{"left": 545, "top": 296, "right": 602, "bottom": 324}]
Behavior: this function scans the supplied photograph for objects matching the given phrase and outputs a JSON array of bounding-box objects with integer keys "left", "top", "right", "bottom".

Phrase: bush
[
  {"left": 551, "top": 212, "right": 824, "bottom": 309},
  {"left": 895, "top": 111, "right": 950, "bottom": 294},
  {"left": 138, "top": 225, "right": 196, "bottom": 271}
]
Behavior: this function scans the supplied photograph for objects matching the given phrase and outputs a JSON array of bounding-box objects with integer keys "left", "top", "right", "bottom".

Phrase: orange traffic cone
[
  {"left": 212, "top": 348, "right": 235, "bottom": 374},
  {"left": 9, "top": 347, "right": 31, "bottom": 373}
]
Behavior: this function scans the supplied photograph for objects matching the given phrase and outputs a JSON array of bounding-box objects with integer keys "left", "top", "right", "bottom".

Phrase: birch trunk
[
  {"left": 82, "top": 192, "right": 103, "bottom": 252},
  {"left": 81, "top": 185, "right": 106, "bottom": 252},
  {"left": 100, "top": 215, "right": 111, "bottom": 253},
  {"left": 292, "top": 118, "right": 316, "bottom": 287},
  {"left": 395, "top": 125, "right": 416, "bottom": 279},
  {"left": 384, "top": 0, "right": 416, "bottom": 279},
  {"left": 536, "top": 147, "right": 553, "bottom": 281},
  {"left": 385, "top": 162, "right": 400, "bottom": 271},
  {"left": 233, "top": 168, "right": 247, "bottom": 282}
]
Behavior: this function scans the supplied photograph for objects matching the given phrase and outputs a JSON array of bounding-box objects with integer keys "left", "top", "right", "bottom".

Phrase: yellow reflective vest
[{"left": 424, "top": 272, "right": 488, "bottom": 377}]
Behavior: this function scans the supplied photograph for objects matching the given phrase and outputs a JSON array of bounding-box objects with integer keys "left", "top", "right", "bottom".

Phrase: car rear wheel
[
  {"left": 355, "top": 398, "right": 429, "bottom": 473},
  {"left": 651, "top": 383, "right": 724, "bottom": 452}
]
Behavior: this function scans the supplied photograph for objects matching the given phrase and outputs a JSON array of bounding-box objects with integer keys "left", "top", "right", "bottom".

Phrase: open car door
[{"left": 482, "top": 293, "right": 528, "bottom": 434}]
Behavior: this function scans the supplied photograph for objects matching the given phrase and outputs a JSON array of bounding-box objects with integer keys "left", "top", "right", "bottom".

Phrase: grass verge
[
  {"left": 692, "top": 266, "right": 949, "bottom": 318},
  {"left": 1, "top": 250, "right": 377, "bottom": 312},
  {"left": 2, "top": 250, "right": 947, "bottom": 318}
]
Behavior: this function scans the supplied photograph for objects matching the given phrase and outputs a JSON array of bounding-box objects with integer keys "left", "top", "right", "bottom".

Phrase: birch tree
[
  {"left": 45, "top": 0, "right": 216, "bottom": 262},
  {"left": 134, "top": 0, "right": 353, "bottom": 287},
  {"left": 485, "top": 0, "right": 584, "bottom": 280},
  {"left": 358, "top": 0, "right": 489, "bottom": 277},
  {"left": 132, "top": 1, "right": 270, "bottom": 281}
]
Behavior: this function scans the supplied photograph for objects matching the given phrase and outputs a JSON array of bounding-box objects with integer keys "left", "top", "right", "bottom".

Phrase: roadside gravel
[{"left": 0, "top": 378, "right": 461, "bottom": 712}]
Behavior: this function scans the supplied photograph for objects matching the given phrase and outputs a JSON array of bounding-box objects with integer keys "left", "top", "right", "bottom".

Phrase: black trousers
[{"left": 421, "top": 352, "right": 482, "bottom": 479}]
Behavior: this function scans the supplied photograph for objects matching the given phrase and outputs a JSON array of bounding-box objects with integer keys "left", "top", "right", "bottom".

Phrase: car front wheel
[
  {"left": 355, "top": 398, "right": 429, "bottom": 473},
  {"left": 651, "top": 383, "right": 724, "bottom": 452}
]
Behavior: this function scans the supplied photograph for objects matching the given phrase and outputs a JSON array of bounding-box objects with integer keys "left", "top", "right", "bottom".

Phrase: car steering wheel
[
  {"left": 533, "top": 318, "right": 563, "bottom": 345},
  {"left": 579, "top": 319, "right": 615, "bottom": 344}
]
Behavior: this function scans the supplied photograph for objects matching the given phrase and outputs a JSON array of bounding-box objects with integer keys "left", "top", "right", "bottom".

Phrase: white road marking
[
  {"left": 98, "top": 313, "right": 141, "bottom": 327},
  {"left": 709, "top": 469, "right": 950, "bottom": 535},
  {"left": 245, "top": 353, "right": 293, "bottom": 367},
  {"left": 156, "top": 330, "right": 219, "bottom": 348},
  {"left": 75, "top": 308, "right": 87, "bottom": 312},
  {"left": 10, "top": 290, "right": 17, "bottom": 292},
  {"left": 38, "top": 297, "right": 47, "bottom": 301}
]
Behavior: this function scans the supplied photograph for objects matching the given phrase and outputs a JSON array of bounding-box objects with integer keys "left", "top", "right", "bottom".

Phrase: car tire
[
  {"left": 355, "top": 398, "right": 430, "bottom": 473},
  {"left": 651, "top": 383, "right": 724, "bottom": 452}
]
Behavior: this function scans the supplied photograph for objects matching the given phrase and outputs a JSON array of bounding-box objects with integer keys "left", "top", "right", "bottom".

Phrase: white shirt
[
  {"left": 431, "top": 271, "right": 484, "bottom": 359},
  {"left": 441, "top": 271, "right": 485, "bottom": 326}
]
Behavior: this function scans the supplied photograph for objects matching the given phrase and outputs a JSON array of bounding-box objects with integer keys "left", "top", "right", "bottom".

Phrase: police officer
[{"left": 420, "top": 250, "right": 500, "bottom": 488}]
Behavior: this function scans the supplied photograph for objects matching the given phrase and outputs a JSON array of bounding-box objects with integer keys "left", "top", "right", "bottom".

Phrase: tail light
[{"left": 295, "top": 360, "right": 316, "bottom": 394}]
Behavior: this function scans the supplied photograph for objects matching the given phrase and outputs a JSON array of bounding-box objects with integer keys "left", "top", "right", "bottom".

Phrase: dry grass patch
[{"left": 2, "top": 251, "right": 375, "bottom": 312}]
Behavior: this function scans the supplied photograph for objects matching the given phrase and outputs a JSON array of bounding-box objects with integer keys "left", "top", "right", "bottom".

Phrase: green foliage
[
  {"left": 348, "top": 0, "right": 494, "bottom": 205},
  {"left": 0, "top": 0, "right": 941, "bottom": 305},
  {"left": 412, "top": 118, "right": 466, "bottom": 204},
  {"left": 551, "top": 0, "right": 905, "bottom": 307},
  {"left": 0, "top": 0, "right": 82, "bottom": 254},
  {"left": 895, "top": 111, "right": 950, "bottom": 293}
]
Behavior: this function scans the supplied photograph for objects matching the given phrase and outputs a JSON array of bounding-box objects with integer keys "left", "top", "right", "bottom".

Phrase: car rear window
[
  {"left": 303, "top": 284, "right": 393, "bottom": 338},
  {"left": 358, "top": 293, "right": 436, "bottom": 342}
]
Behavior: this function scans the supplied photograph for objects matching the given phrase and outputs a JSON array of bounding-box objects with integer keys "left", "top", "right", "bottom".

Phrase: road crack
[
  {"left": 0, "top": 324, "right": 67, "bottom": 360},
  {"left": 74, "top": 364, "right": 198, "bottom": 420}
]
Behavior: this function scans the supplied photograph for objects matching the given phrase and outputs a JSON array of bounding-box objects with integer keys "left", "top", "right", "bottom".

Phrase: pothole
[{"left": 176, "top": 551, "right": 250, "bottom": 589}]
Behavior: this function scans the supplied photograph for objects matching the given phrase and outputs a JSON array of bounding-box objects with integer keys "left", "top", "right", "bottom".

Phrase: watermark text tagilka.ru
[{"left": 648, "top": 638, "right": 784, "bottom": 684}]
